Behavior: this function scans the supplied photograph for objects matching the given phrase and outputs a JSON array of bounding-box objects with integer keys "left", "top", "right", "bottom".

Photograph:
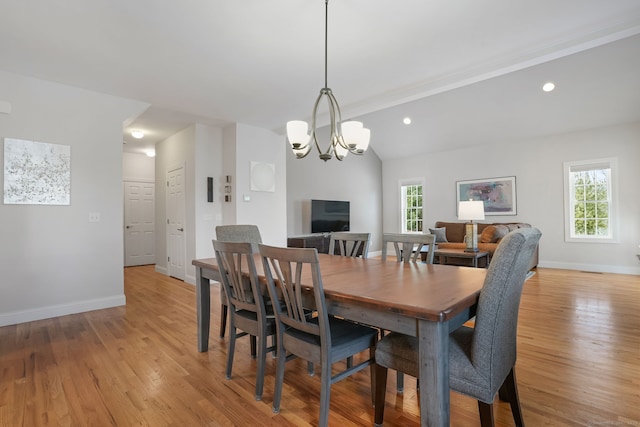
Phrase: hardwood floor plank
[{"left": 0, "top": 265, "right": 638, "bottom": 426}]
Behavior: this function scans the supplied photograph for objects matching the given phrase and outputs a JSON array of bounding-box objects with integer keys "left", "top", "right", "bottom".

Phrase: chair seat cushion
[
  {"left": 285, "top": 316, "right": 378, "bottom": 360},
  {"left": 375, "top": 332, "right": 420, "bottom": 377}
]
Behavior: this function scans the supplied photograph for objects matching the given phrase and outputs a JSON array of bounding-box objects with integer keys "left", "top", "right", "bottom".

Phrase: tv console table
[{"left": 287, "top": 234, "right": 331, "bottom": 254}]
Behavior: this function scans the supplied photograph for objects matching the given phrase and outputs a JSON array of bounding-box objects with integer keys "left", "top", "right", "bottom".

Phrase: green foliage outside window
[
  {"left": 403, "top": 184, "right": 423, "bottom": 232},
  {"left": 571, "top": 169, "right": 610, "bottom": 236}
]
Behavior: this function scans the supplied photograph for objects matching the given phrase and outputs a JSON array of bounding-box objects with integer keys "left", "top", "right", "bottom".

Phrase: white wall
[
  {"left": 222, "top": 123, "right": 288, "bottom": 247},
  {"left": 194, "top": 124, "right": 223, "bottom": 261},
  {"left": 154, "top": 124, "right": 224, "bottom": 283},
  {"left": 123, "top": 152, "right": 155, "bottom": 181},
  {"left": 0, "top": 71, "right": 148, "bottom": 326},
  {"left": 286, "top": 143, "right": 383, "bottom": 251},
  {"left": 382, "top": 121, "right": 640, "bottom": 274}
]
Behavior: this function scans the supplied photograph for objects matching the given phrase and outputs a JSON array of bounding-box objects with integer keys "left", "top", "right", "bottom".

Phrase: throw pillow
[
  {"left": 429, "top": 227, "right": 448, "bottom": 243},
  {"left": 493, "top": 224, "right": 509, "bottom": 241},
  {"left": 480, "top": 225, "right": 497, "bottom": 243}
]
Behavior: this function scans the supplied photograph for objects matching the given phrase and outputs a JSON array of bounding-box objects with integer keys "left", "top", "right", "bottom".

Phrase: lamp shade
[
  {"left": 341, "top": 121, "right": 363, "bottom": 146},
  {"left": 458, "top": 200, "right": 485, "bottom": 221},
  {"left": 286, "top": 120, "right": 309, "bottom": 148}
]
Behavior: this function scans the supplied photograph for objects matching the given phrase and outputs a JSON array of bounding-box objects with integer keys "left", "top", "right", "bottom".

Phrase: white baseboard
[
  {"left": 538, "top": 260, "right": 640, "bottom": 275},
  {"left": 155, "top": 265, "right": 168, "bottom": 275},
  {"left": 0, "top": 295, "right": 126, "bottom": 327}
]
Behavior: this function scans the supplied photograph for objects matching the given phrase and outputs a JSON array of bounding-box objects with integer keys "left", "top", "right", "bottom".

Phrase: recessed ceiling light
[
  {"left": 403, "top": 117, "right": 412, "bottom": 125},
  {"left": 145, "top": 150, "right": 156, "bottom": 158},
  {"left": 131, "top": 130, "right": 145, "bottom": 139},
  {"left": 542, "top": 82, "right": 555, "bottom": 92}
]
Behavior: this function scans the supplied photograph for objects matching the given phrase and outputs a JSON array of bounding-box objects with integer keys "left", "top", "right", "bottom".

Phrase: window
[
  {"left": 401, "top": 181, "right": 423, "bottom": 233},
  {"left": 563, "top": 158, "right": 617, "bottom": 242}
]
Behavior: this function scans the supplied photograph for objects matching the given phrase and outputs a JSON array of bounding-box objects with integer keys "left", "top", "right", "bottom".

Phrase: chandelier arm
[
  {"left": 311, "top": 89, "right": 333, "bottom": 159},
  {"left": 327, "top": 90, "right": 351, "bottom": 151}
]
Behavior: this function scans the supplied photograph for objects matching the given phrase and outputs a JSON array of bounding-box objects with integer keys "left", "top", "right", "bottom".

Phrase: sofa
[{"left": 430, "top": 221, "right": 539, "bottom": 270}]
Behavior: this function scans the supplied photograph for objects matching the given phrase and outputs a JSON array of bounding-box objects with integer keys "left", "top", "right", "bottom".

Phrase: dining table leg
[
  {"left": 196, "top": 266, "right": 211, "bottom": 352},
  {"left": 418, "top": 318, "right": 450, "bottom": 427}
]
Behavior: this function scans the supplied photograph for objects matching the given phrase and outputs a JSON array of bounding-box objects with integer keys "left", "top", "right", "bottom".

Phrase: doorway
[
  {"left": 167, "top": 165, "right": 186, "bottom": 280},
  {"left": 124, "top": 181, "right": 156, "bottom": 267}
]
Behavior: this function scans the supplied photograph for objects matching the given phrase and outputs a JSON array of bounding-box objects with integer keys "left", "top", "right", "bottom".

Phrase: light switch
[{"left": 89, "top": 212, "right": 101, "bottom": 222}]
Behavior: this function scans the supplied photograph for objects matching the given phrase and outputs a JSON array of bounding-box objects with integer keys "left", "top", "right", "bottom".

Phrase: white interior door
[
  {"left": 167, "top": 166, "right": 186, "bottom": 280},
  {"left": 124, "top": 181, "right": 156, "bottom": 267}
]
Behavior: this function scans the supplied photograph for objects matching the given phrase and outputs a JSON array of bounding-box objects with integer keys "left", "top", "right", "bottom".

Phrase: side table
[{"left": 434, "top": 248, "right": 489, "bottom": 268}]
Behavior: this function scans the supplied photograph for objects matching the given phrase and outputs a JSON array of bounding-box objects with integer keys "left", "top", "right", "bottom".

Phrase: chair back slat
[
  {"left": 381, "top": 233, "right": 436, "bottom": 263},
  {"left": 260, "top": 245, "right": 325, "bottom": 338},
  {"left": 328, "top": 232, "right": 371, "bottom": 258},
  {"left": 213, "top": 240, "right": 265, "bottom": 315}
]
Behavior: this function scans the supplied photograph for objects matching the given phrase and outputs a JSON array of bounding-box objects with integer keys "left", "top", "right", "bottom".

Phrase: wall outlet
[{"left": 89, "top": 212, "right": 101, "bottom": 222}]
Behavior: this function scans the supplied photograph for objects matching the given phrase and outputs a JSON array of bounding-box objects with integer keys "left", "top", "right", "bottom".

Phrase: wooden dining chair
[
  {"left": 212, "top": 240, "right": 275, "bottom": 401},
  {"left": 381, "top": 232, "right": 436, "bottom": 392},
  {"left": 373, "top": 228, "right": 541, "bottom": 427},
  {"left": 259, "top": 244, "right": 378, "bottom": 427},
  {"left": 215, "top": 225, "right": 262, "bottom": 340},
  {"left": 381, "top": 232, "right": 436, "bottom": 263},
  {"left": 328, "top": 232, "right": 371, "bottom": 258}
]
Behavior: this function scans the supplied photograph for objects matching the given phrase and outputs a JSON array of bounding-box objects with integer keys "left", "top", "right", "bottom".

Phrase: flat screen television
[{"left": 311, "top": 199, "right": 350, "bottom": 233}]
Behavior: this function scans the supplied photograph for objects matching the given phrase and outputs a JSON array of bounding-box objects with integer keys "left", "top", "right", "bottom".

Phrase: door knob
[
  {"left": 126, "top": 225, "right": 131, "bottom": 229},
  {"left": 178, "top": 228, "right": 184, "bottom": 232}
]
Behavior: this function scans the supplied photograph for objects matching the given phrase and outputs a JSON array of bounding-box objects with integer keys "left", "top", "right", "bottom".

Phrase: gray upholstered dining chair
[
  {"left": 373, "top": 227, "right": 541, "bottom": 427},
  {"left": 259, "top": 244, "right": 378, "bottom": 427},
  {"left": 381, "top": 232, "right": 436, "bottom": 392},
  {"left": 215, "top": 225, "right": 263, "bottom": 339},
  {"left": 212, "top": 240, "right": 275, "bottom": 401},
  {"left": 328, "top": 231, "right": 371, "bottom": 258},
  {"left": 381, "top": 232, "right": 436, "bottom": 263}
]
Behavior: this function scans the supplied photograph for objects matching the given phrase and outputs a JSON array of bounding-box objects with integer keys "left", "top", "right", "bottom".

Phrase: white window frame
[
  {"left": 400, "top": 178, "right": 425, "bottom": 233},
  {"left": 563, "top": 157, "right": 618, "bottom": 243}
]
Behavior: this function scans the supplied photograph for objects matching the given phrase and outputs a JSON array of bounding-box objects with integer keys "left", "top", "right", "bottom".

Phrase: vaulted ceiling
[{"left": 1, "top": 1, "right": 639, "bottom": 160}]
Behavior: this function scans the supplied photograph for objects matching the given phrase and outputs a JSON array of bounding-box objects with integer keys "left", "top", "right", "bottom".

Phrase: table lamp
[{"left": 458, "top": 200, "right": 485, "bottom": 252}]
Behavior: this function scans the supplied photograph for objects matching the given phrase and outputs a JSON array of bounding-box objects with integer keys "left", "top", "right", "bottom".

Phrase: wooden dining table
[{"left": 192, "top": 253, "right": 487, "bottom": 427}]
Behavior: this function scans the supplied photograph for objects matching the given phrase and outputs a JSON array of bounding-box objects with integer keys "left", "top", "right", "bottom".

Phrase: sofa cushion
[
  {"left": 479, "top": 225, "right": 497, "bottom": 243},
  {"left": 480, "top": 224, "right": 510, "bottom": 243},
  {"left": 429, "top": 227, "right": 448, "bottom": 243},
  {"left": 506, "top": 223, "right": 519, "bottom": 232}
]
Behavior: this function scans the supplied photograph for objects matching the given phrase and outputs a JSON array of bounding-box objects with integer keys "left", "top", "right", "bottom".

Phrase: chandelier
[{"left": 286, "top": 0, "right": 370, "bottom": 161}]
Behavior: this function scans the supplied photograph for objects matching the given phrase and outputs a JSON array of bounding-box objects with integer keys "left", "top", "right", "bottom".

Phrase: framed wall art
[
  {"left": 4, "top": 138, "right": 71, "bottom": 205},
  {"left": 456, "top": 176, "right": 516, "bottom": 215}
]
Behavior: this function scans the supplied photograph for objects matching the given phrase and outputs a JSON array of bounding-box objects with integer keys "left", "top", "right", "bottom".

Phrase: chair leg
[
  {"left": 396, "top": 371, "right": 404, "bottom": 393},
  {"left": 226, "top": 325, "right": 236, "bottom": 380},
  {"left": 219, "top": 303, "right": 228, "bottom": 338},
  {"left": 477, "top": 401, "right": 495, "bottom": 427},
  {"left": 347, "top": 356, "right": 353, "bottom": 369},
  {"left": 250, "top": 335, "right": 257, "bottom": 359},
  {"left": 374, "top": 364, "right": 388, "bottom": 426},
  {"left": 369, "top": 347, "right": 376, "bottom": 406},
  {"left": 272, "top": 336, "right": 286, "bottom": 414},
  {"left": 501, "top": 368, "right": 525, "bottom": 426},
  {"left": 318, "top": 358, "right": 332, "bottom": 427},
  {"left": 254, "top": 331, "right": 267, "bottom": 401}
]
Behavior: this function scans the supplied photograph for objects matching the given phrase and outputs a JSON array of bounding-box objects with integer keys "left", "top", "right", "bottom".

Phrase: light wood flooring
[{"left": 1, "top": 265, "right": 638, "bottom": 426}]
